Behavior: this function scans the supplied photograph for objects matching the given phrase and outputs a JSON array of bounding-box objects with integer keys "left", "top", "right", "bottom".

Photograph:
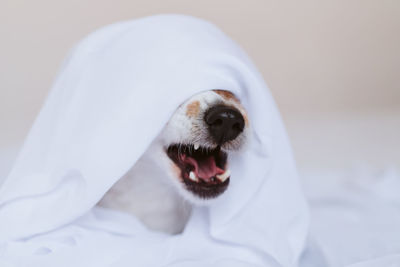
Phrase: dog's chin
[{"left": 166, "top": 144, "right": 230, "bottom": 203}]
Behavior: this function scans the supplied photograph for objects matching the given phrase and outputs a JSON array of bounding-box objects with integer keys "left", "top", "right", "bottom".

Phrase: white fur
[{"left": 98, "top": 90, "right": 249, "bottom": 234}]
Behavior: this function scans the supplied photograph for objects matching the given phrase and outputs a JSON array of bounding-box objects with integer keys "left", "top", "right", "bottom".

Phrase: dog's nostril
[
  {"left": 233, "top": 122, "right": 242, "bottom": 131},
  {"left": 205, "top": 105, "right": 245, "bottom": 145}
]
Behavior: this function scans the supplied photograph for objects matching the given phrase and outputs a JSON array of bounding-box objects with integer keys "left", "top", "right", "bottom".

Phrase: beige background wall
[{"left": 0, "top": 0, "right": 399, "bottom": 172}]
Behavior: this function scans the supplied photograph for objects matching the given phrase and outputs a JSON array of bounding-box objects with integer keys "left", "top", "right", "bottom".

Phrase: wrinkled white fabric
[
  {"left": 301, "top": 167, "right": 400, "bottom": 267},
  {"left": 0, "top": 15, "right": 309, "bottom": 266}
]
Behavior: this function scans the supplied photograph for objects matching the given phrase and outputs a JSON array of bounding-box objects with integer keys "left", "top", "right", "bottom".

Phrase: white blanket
[
  {"left": 0, "top": 15, "right": 309, "bottom": 266},
  {"left": 302, "top": 167, "right": 400, "bottom": 267},
  {"left": 2, "top": 14, "right": 399, "bottom": 267}
]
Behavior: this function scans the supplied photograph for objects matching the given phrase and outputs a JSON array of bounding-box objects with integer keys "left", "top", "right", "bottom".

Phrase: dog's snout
[{"left": 205, "top": 106, "right": 245, "bottom": 145}]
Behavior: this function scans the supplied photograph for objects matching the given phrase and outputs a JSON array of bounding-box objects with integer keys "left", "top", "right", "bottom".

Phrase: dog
[{"left": 98, "top": 90, "right": 250, "bottom": 234}]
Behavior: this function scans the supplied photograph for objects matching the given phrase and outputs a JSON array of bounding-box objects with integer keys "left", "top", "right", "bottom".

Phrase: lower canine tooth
[
  {"left": 189, "top": 171, "right": 198, "bottom": 182},
  {"left": 217, "top": 169, "right": 230, "bottom": 182}
]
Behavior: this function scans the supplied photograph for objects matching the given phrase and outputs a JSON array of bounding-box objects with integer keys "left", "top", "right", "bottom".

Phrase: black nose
[{"left": 204, "top": 106, "right": 245, "bottom": 145}]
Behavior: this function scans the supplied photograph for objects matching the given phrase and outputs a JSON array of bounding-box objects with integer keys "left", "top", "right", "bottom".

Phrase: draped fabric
[{"left": 0, "top": 15, "right": 309, "bottom": 266}]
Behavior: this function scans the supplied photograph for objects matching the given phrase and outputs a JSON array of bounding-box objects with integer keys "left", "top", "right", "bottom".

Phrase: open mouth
[{"left": 166, "top": 144, "right": 230, "bottom": 199}]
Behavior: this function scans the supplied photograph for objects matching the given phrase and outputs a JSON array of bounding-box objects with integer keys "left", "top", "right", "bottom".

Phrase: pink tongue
[{"left": 182, "top": 155, "right": 224, "bottom": 182}]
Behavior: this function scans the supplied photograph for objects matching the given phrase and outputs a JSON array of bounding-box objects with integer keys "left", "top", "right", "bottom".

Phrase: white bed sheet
[{"left": 302, "top": 167, "right": 400, "bottom": 266}]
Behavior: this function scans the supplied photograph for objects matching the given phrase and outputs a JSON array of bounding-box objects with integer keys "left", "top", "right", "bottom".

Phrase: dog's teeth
[
  {"left": 217, "top": 169, "right": 230, "bottom": 182},
  {"left": 194, "top": 143, "right": 200, "bottom": 150},
  {"left": 189, "top": 171, "right": 198, "bottom": 182}
]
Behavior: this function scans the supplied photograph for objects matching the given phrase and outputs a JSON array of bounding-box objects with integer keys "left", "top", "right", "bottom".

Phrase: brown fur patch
[
  {"left": 186, "top": 101, "right": 200, "bottom": 117},
  {"left": 213, "top": 90, "right": 239, "bottom": 103},
  {"left": 242, "top": 113, "right": 249, "bottom": 125}
]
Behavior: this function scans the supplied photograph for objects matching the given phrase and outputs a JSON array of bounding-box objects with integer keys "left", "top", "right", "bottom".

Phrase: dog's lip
[
  {"left": 182, "top": 174, "right": 230, "bottom": 199},
  {"left": 166, "top": 144, "right": 230, "bottom": 199}
]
